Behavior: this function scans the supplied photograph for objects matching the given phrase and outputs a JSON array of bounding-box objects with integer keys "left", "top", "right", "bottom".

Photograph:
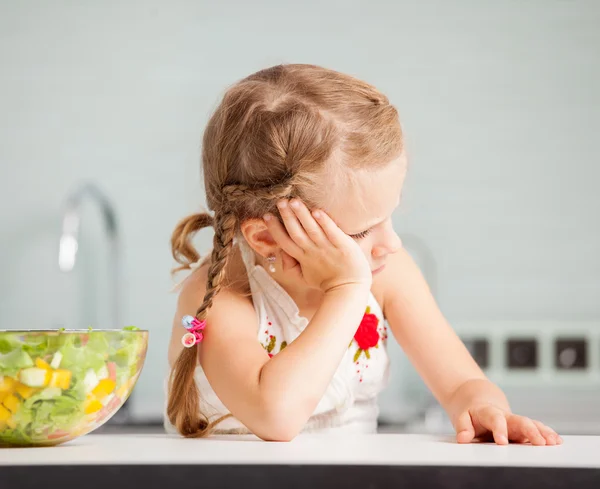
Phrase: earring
[{"left": 266, "top": 254, "right": 276, "bottom": 273}]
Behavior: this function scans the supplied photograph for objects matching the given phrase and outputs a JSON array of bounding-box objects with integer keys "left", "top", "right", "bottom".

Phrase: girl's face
[{"left": 324, "top": 153, "right": 406, "bottom": 274}]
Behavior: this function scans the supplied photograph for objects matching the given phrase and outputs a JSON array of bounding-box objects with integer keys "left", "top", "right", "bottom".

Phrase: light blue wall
[{"left": 1, "top": 1, "right": 598, "bottom": 420}]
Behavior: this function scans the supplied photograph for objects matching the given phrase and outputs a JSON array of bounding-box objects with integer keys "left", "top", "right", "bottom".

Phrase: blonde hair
[{"left": 167, "top": 63, "right": 403, "bottom": 437}]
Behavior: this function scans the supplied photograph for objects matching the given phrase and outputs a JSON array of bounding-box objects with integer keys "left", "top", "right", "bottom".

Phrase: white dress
[{"left": 164, "top": 238, "right": 390, "bottom": 435}]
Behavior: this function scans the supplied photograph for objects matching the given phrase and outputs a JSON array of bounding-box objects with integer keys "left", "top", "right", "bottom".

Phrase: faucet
[
  {"left": 58, "top": 182, "right": 121, "bottom": 330},
  {"left": 58, "top": 182, "right": 130, "bottom": 425}
]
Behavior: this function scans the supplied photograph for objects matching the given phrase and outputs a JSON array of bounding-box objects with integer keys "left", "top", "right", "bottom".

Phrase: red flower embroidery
[
  {"left": 354, "top": 310, "right": 380, "bottom": 350},
  {"left": 351, "top": 306, "right": 380, "bottom": 362}
]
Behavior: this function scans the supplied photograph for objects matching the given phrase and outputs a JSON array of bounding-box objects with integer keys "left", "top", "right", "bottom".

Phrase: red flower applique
[{"left": 352, "top": 306, "right": 380, "bottom": 362}]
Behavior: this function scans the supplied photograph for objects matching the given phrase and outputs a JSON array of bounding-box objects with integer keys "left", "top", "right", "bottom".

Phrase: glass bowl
[{"left": 0, "top": 328, "right": 148, "bottom": 447}]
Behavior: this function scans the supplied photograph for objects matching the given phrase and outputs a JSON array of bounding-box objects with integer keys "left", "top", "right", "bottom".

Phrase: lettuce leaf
[{"left": 0, "top": 349, "right": 33, "bottom": 376}]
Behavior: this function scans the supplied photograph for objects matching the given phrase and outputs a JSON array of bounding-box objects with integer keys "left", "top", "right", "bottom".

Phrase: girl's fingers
[
  {"left": 276, "top": 200, "right": 313, "bottom": 250},
  {"left": 490, "top": 415, "right": 509, "bottom": 446},
  {"left": 263, "top": 213, "right": 303, "bottom": 260},
  {"left": 454, "top": 411, "right": 475, "bottom": 444},
  {"left": 532, "top": 420, "right": 561, "bottom": 445},
  {"left": 311, "top": 208, "right": 350, "bottom": 248},
  {"left": 289, "top": 199, "right": 328, "bottom": 246},
  {"left": 508, "top": 415, "right": 546, "bottom": 446},
  {"left": 475, "top": 407, "right": 509, "bottom": 445}
]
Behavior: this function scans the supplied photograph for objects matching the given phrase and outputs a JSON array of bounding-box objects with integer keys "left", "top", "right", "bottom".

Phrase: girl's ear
[{"left": 240, "top": 218, "right": 278, "bottom": 258}]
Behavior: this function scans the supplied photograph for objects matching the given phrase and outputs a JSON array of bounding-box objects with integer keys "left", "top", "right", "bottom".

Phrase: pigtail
[
  {"left": 167, "top": 210, "right": 237, "bottom": 437},
  {"left": 171, "top": 212, "right": 214, "bottom": 274}
]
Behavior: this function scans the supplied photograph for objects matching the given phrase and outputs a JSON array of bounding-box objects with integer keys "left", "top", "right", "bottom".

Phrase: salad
[{"left": 0, "top": 327, "right": 147, "bottom": 446}]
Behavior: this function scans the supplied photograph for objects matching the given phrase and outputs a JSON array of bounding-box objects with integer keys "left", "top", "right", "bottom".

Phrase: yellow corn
[
  {"left": 2, "top": 394, "right": 20, "bottom": 414},
  {"left": 84, "top": 399, "right": 103, "bottom": 415},
  {"left": 0, "top": 404, "right": 11, "bottom": 422},
  {"left": 49, "top": 370, "right": 72, "bottom": 390},
  {"left": 91, "top": 379, "right": 116, "bottom": 400},
  {"left": 0, "top": 376, "right": 16, "bottom": 393},
  {"left": 15, "top": 382, "right": 36, "bottom": 399},
  {"left": 35, "top": 358, "right": 52, "bottom": 370},
  {"left": 6, "top": 418, "right": 16, "bottom": 430}
]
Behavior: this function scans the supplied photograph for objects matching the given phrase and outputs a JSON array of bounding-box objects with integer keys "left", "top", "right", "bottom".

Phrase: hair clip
[{"left": 181, "top": 315, "right": 207, "bottom": 348}]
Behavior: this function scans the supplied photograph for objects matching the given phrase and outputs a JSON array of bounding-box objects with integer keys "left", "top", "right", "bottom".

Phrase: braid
[
  {"left": 221, "top": 182, "right": 294, "bottom": 207},
  {"left": 167, "top": 210, "right": 237, "bottom": 438},
  {"left": 195, "top": 210, "right": 237, "bottom": 320}
]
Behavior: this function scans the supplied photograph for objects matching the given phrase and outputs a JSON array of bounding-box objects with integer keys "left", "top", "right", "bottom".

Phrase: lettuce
[
  {"left": 0, "top": 349, "right": 33, "bottom": 377},
  {"left": 0, "top": 326, "right": 146, "bottom": 446}
]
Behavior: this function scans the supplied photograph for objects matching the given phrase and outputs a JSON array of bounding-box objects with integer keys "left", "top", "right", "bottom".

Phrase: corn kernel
[
  {"left": 84, "top": 399, "right": 103, "bottom": 415},
  {"left": 49, "top": 370, "right": 72, "bottom": 390},
  {"left": 91, "top": 379, "right": 116, "bottom": 400},
  {"left": 0, "top": 404, "right": 11, "bottom": 422},
  {"left": 0, "top": 376, "right": 16, "bottom": 393},
  {"left": 35, "top": 358, "right": 52, "bottom": 370},
  {"left": 2, "top": 394, "right": 20, "bottom": 414},
  {"left": 15, "top": 382, "right": 36, "bottom": 399}
]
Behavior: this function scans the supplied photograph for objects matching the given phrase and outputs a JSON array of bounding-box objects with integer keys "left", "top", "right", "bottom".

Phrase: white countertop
[{"left": 2, "top": 434, "right": 599, "bottom": 468}]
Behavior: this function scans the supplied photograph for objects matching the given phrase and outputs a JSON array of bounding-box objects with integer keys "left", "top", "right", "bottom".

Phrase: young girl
[{"left": 165, "top": 64, "right": 561, "bottom": 445}]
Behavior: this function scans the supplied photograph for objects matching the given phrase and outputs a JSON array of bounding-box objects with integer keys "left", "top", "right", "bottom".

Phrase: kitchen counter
[{"left": 2, "top": 433, "right": 599, "bottom": 488}]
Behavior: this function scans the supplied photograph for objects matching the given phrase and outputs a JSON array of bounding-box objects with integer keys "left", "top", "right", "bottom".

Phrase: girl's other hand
[
  {"left": 455, "top": 404, "right": 563, "bottom": 446},
  {"left": 263, "top": 199, "right": 372, "bottom": 292}
]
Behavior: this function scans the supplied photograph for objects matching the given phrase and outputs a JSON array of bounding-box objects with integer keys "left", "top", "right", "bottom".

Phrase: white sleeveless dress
[{"left": 164, "top": 238, "right": 391, "bottom": 435}]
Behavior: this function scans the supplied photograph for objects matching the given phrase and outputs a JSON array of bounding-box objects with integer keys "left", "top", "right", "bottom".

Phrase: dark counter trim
[{"left": 2, "top": 464, "right": 599, "bottom": 489}]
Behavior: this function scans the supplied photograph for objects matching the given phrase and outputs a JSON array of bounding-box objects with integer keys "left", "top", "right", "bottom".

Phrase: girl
[{"left": 165, "top": 64, "right": 561, "bottom": 445}]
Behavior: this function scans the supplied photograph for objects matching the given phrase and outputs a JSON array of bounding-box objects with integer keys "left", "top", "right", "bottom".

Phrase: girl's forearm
[{"left": 257, "top": 283, "right": 370, "bottom": 437}]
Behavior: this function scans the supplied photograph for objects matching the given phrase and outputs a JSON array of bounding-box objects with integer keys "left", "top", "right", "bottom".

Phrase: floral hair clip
[{"left": 181, "top": 315, "right": 206, "bottom": 348}]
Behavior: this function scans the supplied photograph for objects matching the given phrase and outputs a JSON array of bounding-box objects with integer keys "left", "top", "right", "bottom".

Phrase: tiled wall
[{"left": 1, "top": 1, "right": 598, "bottom": 421}]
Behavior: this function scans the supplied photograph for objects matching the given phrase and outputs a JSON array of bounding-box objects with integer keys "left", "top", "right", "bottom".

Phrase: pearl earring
[{"left": 266, "top": 254, "right": 276, "bottom": 273}]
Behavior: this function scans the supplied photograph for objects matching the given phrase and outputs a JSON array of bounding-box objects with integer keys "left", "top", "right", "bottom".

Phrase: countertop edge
[{"left": 2, "top": 464, "right": 599, "bottom": 489}]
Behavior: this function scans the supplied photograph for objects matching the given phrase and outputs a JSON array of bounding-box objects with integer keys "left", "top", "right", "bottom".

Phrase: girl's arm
[
  {"left": 380, "top": 247, "right": 561, "bottom": 446},
  {"left": 168, "top": 200, "right": 373, "bottom": 441},
  {"left": 168, "top": 266, "right": 370, "bottom": 442}
]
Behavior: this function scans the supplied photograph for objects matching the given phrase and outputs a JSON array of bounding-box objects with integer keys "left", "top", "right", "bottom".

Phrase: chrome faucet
[
  {"left": 58, "top": 183, "right": 130, "bottom": 425},
  {"left": 58, "top": 182, "right": 121, "bottom": 330}
]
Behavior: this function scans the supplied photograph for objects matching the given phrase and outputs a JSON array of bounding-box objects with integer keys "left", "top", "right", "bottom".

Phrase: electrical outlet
[
  {"left": 506, "top": 338, "right": 538, "bottom": 369},
  {"left": 555, "top": 338, "right": 587, "bottom": 370},
  {"left": 463, "top": 338, "right": 489, "bottom": 369}
]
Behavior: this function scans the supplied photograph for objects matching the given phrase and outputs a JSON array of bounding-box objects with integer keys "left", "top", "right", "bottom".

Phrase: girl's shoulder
[{"left": 167, "top": 247, "right": 256, "bottom": 366}]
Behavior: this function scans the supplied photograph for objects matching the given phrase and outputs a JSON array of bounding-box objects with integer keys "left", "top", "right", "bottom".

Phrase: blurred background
[{"left": 1, "top": 1, "right": 598, "bottom": 434}]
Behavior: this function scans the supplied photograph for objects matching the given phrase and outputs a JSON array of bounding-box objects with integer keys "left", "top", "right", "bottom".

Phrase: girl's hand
[
  {"left": 263, "top": 199, "right": 372, "bottom": 292},
  {"left": 455, "top": 404, "right": 563, "bottom": 446}
]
